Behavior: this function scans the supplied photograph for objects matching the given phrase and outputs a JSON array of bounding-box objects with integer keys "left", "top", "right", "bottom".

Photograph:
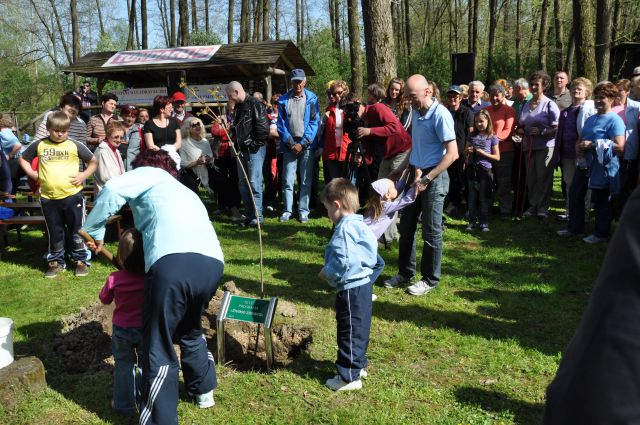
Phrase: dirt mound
[{"left": 47, "top": 283, "right": 312, "bottom": 374}]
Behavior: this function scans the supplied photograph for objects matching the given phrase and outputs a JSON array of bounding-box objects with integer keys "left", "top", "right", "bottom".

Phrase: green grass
[{"left": 0, "top": 181, "right": 608, "bottom": 425}]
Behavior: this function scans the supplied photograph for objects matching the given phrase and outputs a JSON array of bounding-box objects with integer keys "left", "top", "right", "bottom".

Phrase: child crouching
[
  {"left": 99, "top": 228, "right": 145, "bottom": 415},
  {"left": 319, "top": 178, "right": 380, "bottom": 391}
]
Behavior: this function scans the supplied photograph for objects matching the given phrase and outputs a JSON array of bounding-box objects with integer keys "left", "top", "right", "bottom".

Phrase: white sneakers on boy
[
  {"left": 406, "top": 280, "right": 437, "bottom": 296},
  {"left": 188, "top": 390, "right": 215, "bottom": 408},
  {"left": 325, "top": 375, "right": 363, "bottom": 391}
]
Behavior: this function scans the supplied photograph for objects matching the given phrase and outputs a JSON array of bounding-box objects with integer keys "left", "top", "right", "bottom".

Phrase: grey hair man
[{"left": 463, "top": 80, "right": 490, "bottom": 111}]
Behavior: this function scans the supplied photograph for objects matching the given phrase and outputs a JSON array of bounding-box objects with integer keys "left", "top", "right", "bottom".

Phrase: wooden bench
[{"left": 0, "top": 214, "right": 123, "bottom": 256}]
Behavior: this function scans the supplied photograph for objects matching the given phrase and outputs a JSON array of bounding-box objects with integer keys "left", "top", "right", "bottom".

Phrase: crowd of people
[{"left": 3, "top": 65, "right": 640, "bottom": 422}]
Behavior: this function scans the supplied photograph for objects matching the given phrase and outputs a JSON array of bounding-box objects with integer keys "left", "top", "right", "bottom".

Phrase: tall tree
[
  {"left": 262, "top": 0, "right": 270, "bottom": 40},
  {"left": 240, "top": 0, "right": 249, "bottom": 42},
  {"left": 595, "top": 0, "right": 612, "bottom": 80},
  {"left": 329, "top": 0, "right": 336, "bottom": 48},
  {"left": 205, "top": 0, "right": 209, "bottom": 32},
  {"left": 275, "top": 0, "right": 280, "bottom": 39},
  {"left": 572, "top": 0, "right": 596, "bottom": 82},
  {"left": 515, "top": 0, "right": 522, "bottom": 75},
  {"left": 611, "top": 0, "right": 620, "bottom": 44},
  {"left": 295, "top": 0, "right": 301, "bottom": 46},
  {"left": 158, "top": 0, "right": 170, "bottom": 46},
  {"left": 127, "top": 0, "right": 138, "bottom": 50},
  {"left": 191, "top": 0, "right": 198, "bottom": 32},
  {"left": 96, "top": 0, "right": 105, "bottom": 36},
  {"left": 347, "top": 0, "right": 362, "bottom": 92},
  {"left": 47, "top": 0, "right": 72, "bottom": 64},
  {"left": 554, "top": 0, "right": 564, "bottom": 71},
  {"left": 178, "top": 0, "right": 189, "bottom": 45},
  {"left": 300, "top": 0, "right": 305, "bottom": 48},
  {"left": 538, "top": 0, "right": 549, "bottom": 70},
  {"left": 361, "top": 0, "right": 397, "bottom": 85},
  {"left": 485, "top": 0, "right": 498, "bottom": 82},
  {"left": 467, "top": 0, "right": 473, "bottom": 51},
  {"left": 564, "top": 28, "right": 575, "bottom": 76},
  {"left": 334, "top": 0, "right": 341, "bottom": 50},
  {"left": 472, "top": 0, "right": 478, "bottom": 53},
  {"left": 228, "top": 0, "right": 234, "bottom": 42},
  {"left": 141, "top": 0, "right": 148, "bottom": 48},
  {"left": 170, "top": 0, "right": 177, "bottom": 46},
  {"left": 404, "top": 0, "right": 411, "bottom": 60},
  {"left": 71, "top": 0, "right": 80, "bottom": 85}
]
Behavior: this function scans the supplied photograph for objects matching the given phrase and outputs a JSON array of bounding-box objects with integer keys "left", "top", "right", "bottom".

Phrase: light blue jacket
[
  {"left": 324, "top": 214, "right": 377, "bottom": 292},
  {"left": 277, "top": 88, "right": 320, "bottom": 151},
  {"left": 82, "top": 167, "right": 224, "bottom": 272}
]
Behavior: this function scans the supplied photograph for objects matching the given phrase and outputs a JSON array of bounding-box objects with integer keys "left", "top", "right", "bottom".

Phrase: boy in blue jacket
[{"left": 319, "top": 178, "right": 380, "bottom": 391}]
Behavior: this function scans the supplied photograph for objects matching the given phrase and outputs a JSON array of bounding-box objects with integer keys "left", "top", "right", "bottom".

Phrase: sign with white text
[
  {"left": 112, "top": 84, "right": 228, "bottom": 105},
  {"left": 102, "top": 46, "right": 221, "bottom": 67}
]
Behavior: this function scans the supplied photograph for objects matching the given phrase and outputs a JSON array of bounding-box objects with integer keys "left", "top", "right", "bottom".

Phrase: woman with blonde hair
[{"left": 179, "top": 116, "right": 214, "bottom": 193}]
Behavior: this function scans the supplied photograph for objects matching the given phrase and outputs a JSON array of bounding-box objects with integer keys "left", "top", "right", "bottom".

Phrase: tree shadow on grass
[{"left": 454, "top": 386, "right": 544, "bottom": 424}]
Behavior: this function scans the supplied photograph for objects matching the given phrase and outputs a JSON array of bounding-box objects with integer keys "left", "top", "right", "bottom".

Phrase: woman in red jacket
[{"left": 322, "top": 80, "right": 352, "bottom": 182}]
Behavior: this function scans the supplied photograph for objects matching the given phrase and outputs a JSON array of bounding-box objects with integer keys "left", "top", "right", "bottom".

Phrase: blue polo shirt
[{"left": 409, "top": 99, "right": 456, "bottom": 169}]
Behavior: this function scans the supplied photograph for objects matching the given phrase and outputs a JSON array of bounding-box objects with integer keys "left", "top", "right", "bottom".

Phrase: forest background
[{"left": 1, "top": 0, "right": 639, "bottom": 121}]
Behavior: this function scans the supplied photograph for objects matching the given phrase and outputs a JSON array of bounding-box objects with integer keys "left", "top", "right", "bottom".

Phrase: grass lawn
[{"left": 0, "top": 181, "right": 608, "bottom": 425}]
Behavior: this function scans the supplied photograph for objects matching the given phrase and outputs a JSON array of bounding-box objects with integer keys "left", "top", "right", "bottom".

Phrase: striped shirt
[{"left": 36, "top": 110, "right": 87, "bottom": 145}]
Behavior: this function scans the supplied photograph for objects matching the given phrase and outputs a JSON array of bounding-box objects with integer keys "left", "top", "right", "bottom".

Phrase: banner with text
[
  {"left": 112, "top": 84, "right": 228, "bottom": 105},
  {"left": 102, "top": 46, "right": 221, "bottom": 67}
]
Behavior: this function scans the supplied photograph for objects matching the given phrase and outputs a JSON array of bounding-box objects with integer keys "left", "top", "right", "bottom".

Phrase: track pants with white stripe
[
  {"left": 335, "top": 282, "right": 373, "bottom": 383},
  {"left": 139, "top": 253, "right": 224, "bottom": 425}
]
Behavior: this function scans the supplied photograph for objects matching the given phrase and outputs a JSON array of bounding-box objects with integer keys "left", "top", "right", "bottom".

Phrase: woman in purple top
[
  {"left": 464, "top": 110, "right": 500, "bottom": 231},
  {"left": 555, "top": 77, "right": 595, "bottom": 219},
  {"left": 516, "top": 70, "right": 561, "bottom": 218}
]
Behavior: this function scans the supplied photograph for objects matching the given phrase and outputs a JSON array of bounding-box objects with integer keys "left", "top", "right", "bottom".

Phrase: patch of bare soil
[{"left": 48, "top": 282, "right": 312, "bottom": 373}]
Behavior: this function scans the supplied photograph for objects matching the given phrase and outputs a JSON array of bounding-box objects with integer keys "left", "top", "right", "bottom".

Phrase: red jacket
[
  {"left": 364, "top": 102, "right": 412, "bottom": 161},
  {"left": 210, "top": 121, "right": 231, "bottom": 157},
  {"left": 322, "top": 105, "right": 352, "bottom": 162}
]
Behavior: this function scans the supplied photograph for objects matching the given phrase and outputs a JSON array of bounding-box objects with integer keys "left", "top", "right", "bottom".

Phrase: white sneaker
[
  {"left": 279, "top": 212, "right": 291, "bottom": 222},
  {"left": 479, "top": 224, "right": 490, "bottom": 232},
  {"left": 407, "top": 280, "right": 436, "bottom": 296},
  {"left": 371, "top": 293, "right": 378, "bottom": 301},
  {"left": 522, "top": 208, "right": 535, "bottom": 218},
  {"left": 466, "top": 223, "right": 476, "bottom": 231},
  {"left": 188, "top": 390, "right": 215, "bottom": 408},
  {"left": 360, "top": 369, "right": 368, "bottom": 378},
  {"left": 383, "top": 274, "right": 409, "bottom": 288},
  {"left": 325, "top": 375, "right": 363, "bottom": 391}
]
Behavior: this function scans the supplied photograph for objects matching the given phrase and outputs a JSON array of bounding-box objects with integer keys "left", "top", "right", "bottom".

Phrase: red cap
[{"left": 171, "top": 91, "right": 187, "bottom": 102}]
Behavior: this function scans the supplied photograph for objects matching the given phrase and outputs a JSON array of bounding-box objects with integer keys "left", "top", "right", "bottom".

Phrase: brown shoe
[
  {"left": 75, "top": 262, "right": 89, "bottom": 277},
  {"left": 44, "top": 261, "right": 64, "bottom": 278}
]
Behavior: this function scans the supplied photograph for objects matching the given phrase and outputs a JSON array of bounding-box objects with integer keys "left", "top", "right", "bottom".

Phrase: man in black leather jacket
[{"left": 226, "top": 81, "right": 269, "bottom": 227}]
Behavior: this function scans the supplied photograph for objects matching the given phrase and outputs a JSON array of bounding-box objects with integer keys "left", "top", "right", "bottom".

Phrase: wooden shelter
[
  {"left": 64, "top": 40, "right": 314, "bottom": 100},
  {"left": 610, "top": 42, "right": 640, "bottom": 80}
]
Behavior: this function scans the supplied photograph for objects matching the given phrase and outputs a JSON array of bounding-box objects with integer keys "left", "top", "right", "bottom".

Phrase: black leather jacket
[{"left": 231, "top": 96, "right": 269, "bottom": 153}]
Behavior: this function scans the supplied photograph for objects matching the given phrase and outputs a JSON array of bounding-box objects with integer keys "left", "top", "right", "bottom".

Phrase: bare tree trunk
[
  {"left": 404, "top": 0, "right": 411, "bottom": 59},
  {"left": 30, "top": 0, "right": 60, "bottom": 69},
  {"left": 472, "top": 0, "right": 478, "bottom": 53},
  {"left": 127, "top": 0, "right": 137, "bottom": 49},
  {"left": 179, "top": 0, "right": 189, "bottom": 45},
  {"left": 191, "top": 0, "right": 198, "bottom": 32},
  {"left": 203, "top": 0, "right": 209, "bottom": 32},
  {"left": 467, "top": 0, "right": 472, "bottom": 51},
  {"left": 300, "top": 0, "right": 305, "bottom": 49},
  {"left": 295, "top": 0, "right": 301, "bottom": 46},
  {"left": 502, "top": 0, "right": 510, "bottom": 52},
  {"left": 96, "top": 0, "right": 105, "bottom": 35},
  {"left": 573, "top": 0, "right": 597, "bottom": 82},
  {"left": 141, "top": 0, "right": 148, "bottom": 48},
  {"left": 565, "top": 27, "right": 575, "bottom": 76},
  {"left": 516, "top": 0, "right": 521, "bottom": 75},
  {"left": 275, "top": 0, "right": 280, "bottom": 40},
  {"left": 596, "top": 0, "right": 612, "bottom": 80},
  {"left": 486, "top": 0, "right": 497, "bottom": 82},
  {"left": 158, "top": 0, "right": 170, "bottom": 46},
  {"left": 538, "top": 0, "right": 549, "bottom": 70},
  {"left": 240, "top": 0, "right": 249, "bottom": 42},
  {"left": 362, "top": 0, "right": 397, "bottom": 85},
  {"left": 347, "top": 0, "right": 362, "bottom": 93},
  {"left": 611, "top": 0, "right": 620, "bottom": 43},
  {"left": 71, "top": 0, "right": 80, "bottom": 85},
  {"left": 263, "top": 0, "right": 270, "bottom": 40},
  {"left": 228, "top": 0, "right": 234, "bottom": 42},
  {"left": 329, "top": 0, "right": 336, "bottom": 48},
  {"left": 170, "top": 0, "right": 177, "bottom": 46},
  {"left": 252, "top": 0, "right": 259, "bottom": 42},
  {"left": 554, "top": 0, "right": 564, "bottom": 71},
  {"left": 334, "top": 0, "right": 341, "bottom": 50},
  {"left": 47, "top": 0, "right": 72, "bottom": 64}
]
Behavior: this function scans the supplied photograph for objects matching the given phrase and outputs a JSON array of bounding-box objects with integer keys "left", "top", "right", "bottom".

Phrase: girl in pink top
[{"left": 99, "top": 228, "right": 145, "bottom": 416}]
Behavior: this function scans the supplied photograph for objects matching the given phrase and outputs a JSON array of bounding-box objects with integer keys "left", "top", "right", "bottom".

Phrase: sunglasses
[{"left": 191, "top": 122, "right": 202, "bottom": 128}]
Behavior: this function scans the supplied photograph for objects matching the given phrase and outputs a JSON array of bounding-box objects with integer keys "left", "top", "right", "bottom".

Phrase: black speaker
[
  {"left": 166, "top": 70, "right": 187, "bottom": 97},
  {"left": 451, "top": 53, "right": 475, "bottom": 85}
]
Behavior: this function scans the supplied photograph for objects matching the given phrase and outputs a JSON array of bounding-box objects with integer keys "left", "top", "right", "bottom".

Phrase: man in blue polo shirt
[{"left": 385, "top": 74, "right": 459, "bottom": 296}]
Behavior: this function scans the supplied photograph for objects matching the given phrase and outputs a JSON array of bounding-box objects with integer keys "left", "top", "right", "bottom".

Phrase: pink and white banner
[{"left": 102, "top": 46, "right": 221, "bottom": 67}]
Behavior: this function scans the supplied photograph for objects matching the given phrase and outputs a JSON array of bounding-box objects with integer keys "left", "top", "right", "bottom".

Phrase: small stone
[
  {"left": 481, "top": 378, "right": 498, "bottom": 385},
  {"left": 0, "top": 356, "right": 47, "bottom": 410}
]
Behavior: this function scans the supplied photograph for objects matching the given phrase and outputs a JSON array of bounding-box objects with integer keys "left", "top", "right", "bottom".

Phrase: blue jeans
[
  {"left": 467, "top": 165, "right": 493, "bottom": 225},
  {"left": 237, "top": 146, "right": 266, "bottom": 222},
  {"left": 112, "top": 325, "right": 143, "bottom": 415},
  {"left": 282, "top": 149, "right": 314, "bottom": 217},
  {"left": 397, "top": 170, "right": 449, "bottom": 286}
]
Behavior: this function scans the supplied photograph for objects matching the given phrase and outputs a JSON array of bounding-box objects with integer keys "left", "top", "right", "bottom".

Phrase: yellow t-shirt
[{"left": 21, "top": 138, "right": 94, "bottom": 200}]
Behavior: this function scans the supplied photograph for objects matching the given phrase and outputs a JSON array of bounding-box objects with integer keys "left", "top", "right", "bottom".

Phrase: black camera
[{"left": 342, "top": 101, "right": 365, "bottom": 141}]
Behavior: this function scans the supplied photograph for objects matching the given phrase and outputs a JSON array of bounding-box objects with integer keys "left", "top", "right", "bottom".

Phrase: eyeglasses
[
  {"left": 110, "top": 136, "right": 125, "bottom": 140},
  {"left": 191, "top": 122, "right": 202, "bottom": 128}
]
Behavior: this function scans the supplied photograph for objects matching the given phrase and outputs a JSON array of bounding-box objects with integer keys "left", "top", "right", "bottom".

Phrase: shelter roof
[{"left": 64, "top": 40, "right": 313, "bottom": 85}]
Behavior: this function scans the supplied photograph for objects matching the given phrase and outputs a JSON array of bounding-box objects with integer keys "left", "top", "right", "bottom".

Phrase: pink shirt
[{"left": 99, "top": 270, "right": 145, "bottom": 328}]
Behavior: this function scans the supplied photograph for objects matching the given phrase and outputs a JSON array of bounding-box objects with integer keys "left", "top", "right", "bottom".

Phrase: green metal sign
[{"left": 225, "top": 295, "right": 272, "bottom": 324}]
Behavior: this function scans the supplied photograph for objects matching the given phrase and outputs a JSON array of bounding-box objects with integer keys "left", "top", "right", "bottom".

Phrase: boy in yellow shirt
[{"left": 19, "top": 111, "right": 97, "bottom": 277}]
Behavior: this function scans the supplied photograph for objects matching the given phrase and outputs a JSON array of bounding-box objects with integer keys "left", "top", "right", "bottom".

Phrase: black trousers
[{"left": 139, "top": 253, "right": 223, "bottom": 425}]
